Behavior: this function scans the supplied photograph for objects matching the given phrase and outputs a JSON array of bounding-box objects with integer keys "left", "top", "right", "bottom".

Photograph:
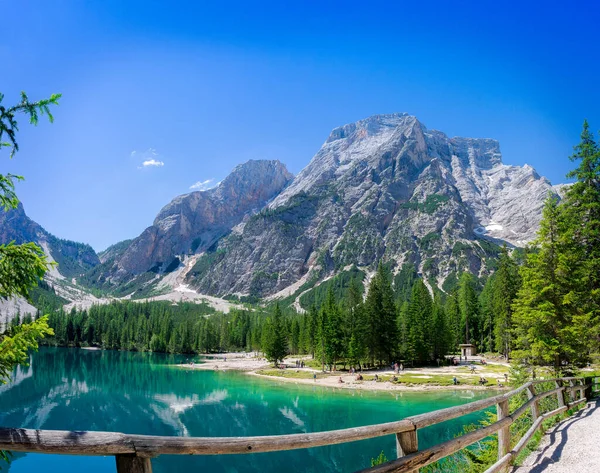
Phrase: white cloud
[
  {"left": 190, "top": 178, "right": 215, "bottom": 191},
  {"left": 142, "top": 159, "right": 165, "bottom": 167},
  {"left": 133, "top": 148, "right": 165, "bottom": 169}
]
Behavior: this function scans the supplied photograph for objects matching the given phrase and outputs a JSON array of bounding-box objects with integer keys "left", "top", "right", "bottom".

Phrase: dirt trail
[{"left": 513, "top": 399, "right": 599, "bottom": 473}]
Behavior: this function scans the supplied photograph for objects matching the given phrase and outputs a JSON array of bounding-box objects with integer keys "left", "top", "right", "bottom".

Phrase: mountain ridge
[
  {"left": 182, "top": 113, "right": 560, "bottom": 298},
  {"left": 0, "top": 113, "right": 563, "bottom": 309}
]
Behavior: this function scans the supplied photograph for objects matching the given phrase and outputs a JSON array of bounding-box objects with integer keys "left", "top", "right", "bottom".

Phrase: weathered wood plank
[
  {"left": 568, "top": 379, "right": 576, "bottom": 404},
  {"left": 555, "top": 380, "right": 566, "bottom": 408},
  {"left": 116, "top": 454, "right": 152, "bottom": 473},
  {"left": 496, "top": 399, "right": 510, "bottom": 472},
  {"left": 128, "top": 419, "right": 415, "bottom": 456},
  {"left": 511, "top": 415, "right": 544, "bottom": 456},
  {"left": 0, "top": 428, "right": 135, "bottom": 455},
  {"left": 356, "top": 417, "right": 513, "bottom": 473},
  {"left": 410, "top": 383, "right": 531, "bottom": 430},
  {"left": 396, "top": 429, "right": 418, "bottom": 458},
  {"left": 0, "top": 420, "right": 414, "bottom": 456},
  {"left": 483, "top": 453, "right": 512, "bottom": 473},
  {"left": 567, "top": 397, "right": 587, "bottom": 409},
  {"left": 527, "top": 385, "right": 539, "bottom": 420},
  {"left": 396, "top": 429, "right": 418, "bottom": 473}
]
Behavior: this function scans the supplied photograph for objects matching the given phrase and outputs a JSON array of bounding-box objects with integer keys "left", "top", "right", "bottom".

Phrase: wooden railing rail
[{"left": 0, "top": 376, "right": 595, "bottom": 473}]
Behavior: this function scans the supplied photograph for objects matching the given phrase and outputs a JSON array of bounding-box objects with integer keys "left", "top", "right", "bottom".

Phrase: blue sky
[{"left": 3, "top": 0, "right": 600, "bottom": 251}]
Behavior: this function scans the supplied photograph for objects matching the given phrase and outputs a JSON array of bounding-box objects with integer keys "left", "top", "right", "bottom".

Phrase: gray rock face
[
  {"left": 185, "top": 113, "right": 558, "bottom": 297},
  {"left": 100, "top": 159, "right": 293, "bottom": 283},
  {"left": 0, "top": 203, "right": 100, "bottom": 278}
]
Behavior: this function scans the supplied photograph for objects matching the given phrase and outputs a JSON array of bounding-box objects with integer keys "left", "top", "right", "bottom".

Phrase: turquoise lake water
[{"left": 0, "top": 347, "right": 496, "bottom": 472}]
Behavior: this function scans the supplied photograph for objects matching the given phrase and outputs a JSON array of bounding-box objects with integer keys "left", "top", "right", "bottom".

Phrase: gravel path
[{"left": 512, "top": 399, "right": 599, "bottom": 473}]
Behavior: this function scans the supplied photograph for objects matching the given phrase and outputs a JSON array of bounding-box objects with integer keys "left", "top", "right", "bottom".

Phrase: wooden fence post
[
  {"left": 527, "top": 385, "right": 539, "bottom": 420},
  {"left": 555, "top": 380, "right": 565, "bottom": 408},
  {"left": 116, "top": 454, "right": 152, "bottom": 473},
  {"left": 496, "top": 399, "right": 510, "bottom": 472},
  {"left": 568, "top": 379, "right": 576, "bottom": 404},
  {"left": 396, "top": 429, "right": 419, "bottom": 471},
  {"left": 578, "top": 379, "right": 585, "bottom": 401},
  {"left": 584, "top": 377, "right": 592, "bottom": 400}
]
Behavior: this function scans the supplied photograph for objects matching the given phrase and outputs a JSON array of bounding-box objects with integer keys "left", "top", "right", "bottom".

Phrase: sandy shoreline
[
  {"left": 178, "top": 353, "right": 271, "bottom": 372},
  {"left": 245, "top": 371, "right": 502, "bottom": 392},
  {"left": 176, "top": 354, "right": 509, "bottom": 392}
]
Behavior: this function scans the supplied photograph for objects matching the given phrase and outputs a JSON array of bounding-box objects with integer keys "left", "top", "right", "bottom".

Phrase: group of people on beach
[{"left": 294, "top": 360, "right": 305, "bottom": 368}]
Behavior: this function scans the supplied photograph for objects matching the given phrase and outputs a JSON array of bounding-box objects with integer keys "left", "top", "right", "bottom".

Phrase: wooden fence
[{"left": 0, "top": 376, "right": 596, "bottom": 473}]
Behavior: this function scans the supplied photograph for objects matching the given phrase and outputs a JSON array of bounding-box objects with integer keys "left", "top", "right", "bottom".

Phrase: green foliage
[
  {"left": 492, "top": 247, "right": 520, "bottom": 357},
  {"left": 402, "top": 279, "right": 434, "bottom": 364},
  {"left": 401, "top": 193, "right": 450, "bottom": 214},
  {"left": 0, "top": 90, "right": 61, "bottom": 385},
  {"left": 422, "top": 257, "right": 436, "bottom": 273},
  {"left": 475, "top": 238, "right": 503, "bottom": 257},
  {"left": 458, "top": 273, "right": 480, "bottom": 346},
  {"left": 262, "top": 304, "right": 288, "bottom": 364},
  {"left": 512, "top": 120, "right": 600, "bottom": 371},
  {"left": 249, "top": 270, "right": 279, "bottom": 297},
  {"left": 0, "top": 242, "right": 49, "bottom": 300},
  {"left": 513, "top": 197, "right": 585, "bottom": 369},
  {"left": 371, "top": 451, "right": 388, "bottom": 466},
  {"left": 0, "top": 315, "right": 53, "bottom": 382},
  {"left": 0, "top": 173, "right": 23, "bottom": 212},
  {"left": 29, "top": 280, "right": 68, "bottom": 310},
  {"left": 46, "top": 235, "right": 98, "bottom": 278},
  {"left": 364, "top": 263, "right": 397, "bottom": 365},
  {"left": 393, "top": 263, "right": 419, "bottom": 303},
  {"left": 0, "top": 91, "right": 61, "bottom": 158},
  {"left": 315, "top": 288, "right": 345, "bottom": 369},
  {"left": 111, "top": 271, "right": 160, "bottom": 299},
  {"left": 420, "top": 232, "right": 441, "bottom": 252},
  {"left": 299, "top": 266, "right": 364, "bottom": 309},
  {"left": 187, "top": 249, "right": 227, "bottom": 280},
  {"left": 97, "top": 239, "right": 132, "bottom": 260},
  {"left": 442, "top": 271, "right": 459, "bottom": 293}
]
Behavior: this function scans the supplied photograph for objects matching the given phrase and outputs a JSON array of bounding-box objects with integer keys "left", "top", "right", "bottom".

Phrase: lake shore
[
  {"left": 177, "top": 353, "right": 511, "bottom": 392},
  {"left": 246, "top": 370, "right": 503, "bottom": 392}
]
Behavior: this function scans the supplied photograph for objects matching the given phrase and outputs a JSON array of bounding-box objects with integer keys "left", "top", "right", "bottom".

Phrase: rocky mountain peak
[
  {"left": 185, "top": 113, "right": 560, "bottom": 298},
  {"left": 448, "top": 137, "right": 502, "bottom": 170},
  {"left": 212, "top": 159, "right": 293, "bottom": 203},
  {"left": 0, "top": 203, "right": 99, "bottom": 279},
  {"left": 99, "top": 159, "right": 293, "bottom": 283},
  {"left": 325, "top": 113, "right": 415, "bottom": 143}
]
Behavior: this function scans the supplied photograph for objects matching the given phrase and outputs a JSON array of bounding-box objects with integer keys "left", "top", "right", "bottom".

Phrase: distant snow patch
[{"left": 474, "top": 222, "right": 504, "bottom": 235}]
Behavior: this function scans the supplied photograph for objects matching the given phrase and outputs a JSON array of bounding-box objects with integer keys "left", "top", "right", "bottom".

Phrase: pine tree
[
  {"left": 0, "top": 92, "right": 58, "bottom": 384},
  {"left": 345, "top": 277, "right": 366, "bottom": 367},
  {"left": 445, "top": 288, "right": 461, "bottom": 354},
  {"left": 263, "top": 304, "right": 288, "bottom": 365},
  {"left": 512, "top": 196, "right": 580, "bottom": 371},
  {"left": 493, "top": 247, "right": 520, "bottom": 358},
  {"left": 290, "top": 319, "right": 300, "bottom": 355},
  {"left": 458, "top": 273, "right": 479, "bottom": 346},
  {"left": 431, "top": 295, "right": 450, "bottom": 362},
  {"left": 562, "top": 120, "right": 600, "bottom": 354},
  {"left": 308, "top": 304, "right": 318, "bottom": 359},
  {"left": 479, "top": 274, "right": 496, "bottom": 353},
  {"left": 405, "top": 279, "right": 433, "bottom": 365},
  {"left": 365, "top": 264, "right": 397, "bottom": 365},
  {"left": 378, "top": 265, "right": 398, "bottom": 364},
  {"left": 322, "top": 288, "right": 344, "bottom": 370}
]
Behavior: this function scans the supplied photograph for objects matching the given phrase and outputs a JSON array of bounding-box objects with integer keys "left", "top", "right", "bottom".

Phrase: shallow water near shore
[{"left": 0, "top": 347, "right": 498, "bottom": 472}]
